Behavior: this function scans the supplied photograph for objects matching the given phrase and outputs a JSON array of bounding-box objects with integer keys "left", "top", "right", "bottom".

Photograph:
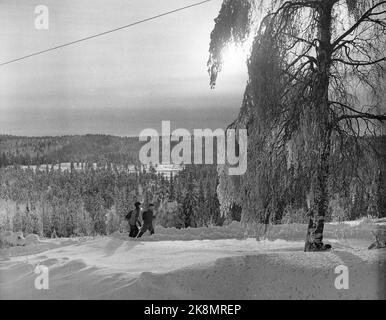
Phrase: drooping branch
[{"left": 208, "top": 0, "right": 253, "bottom": 88}]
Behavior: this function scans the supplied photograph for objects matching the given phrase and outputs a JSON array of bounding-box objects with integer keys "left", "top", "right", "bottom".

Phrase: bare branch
[
  {"left": 332, "top": 1, "right": 386, "bottom": 50},
  {"left": 336, "top": 114, "right": 386, "bottom": 122},
  {"left": 332, "top": 57, "right": 386, "bottom": 66}
]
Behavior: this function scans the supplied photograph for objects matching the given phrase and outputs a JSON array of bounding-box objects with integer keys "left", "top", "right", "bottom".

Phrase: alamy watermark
[
  {"left": 34, "top": 5, "right": 49, "bottom": 30},
  {"left": 34, "top": 264, "right": 49, "bottom": 290},
  {"left": 334, "top": 265, "right": 349, "bottom": 290},
  {"left": 139, "top": 121, "right": 247, "bottom": 175}
]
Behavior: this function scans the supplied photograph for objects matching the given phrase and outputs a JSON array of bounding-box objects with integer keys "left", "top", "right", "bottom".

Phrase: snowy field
[{"left": 0, "top": 220, "right": 385, "bottom": 300}]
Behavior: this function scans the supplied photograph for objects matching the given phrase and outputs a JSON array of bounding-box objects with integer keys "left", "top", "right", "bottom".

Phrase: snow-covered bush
[
  {"left": 106, "top": 206, "right": 122, "bottom": 234},
  {"left": 74, "top": 206, "right": 93, "bottom": 236},
  {"left": 328, "top": 195, "right": 350, "bottom": 222},
  {"left": 0, "top": 231, "right": 25, "bottom": 248},
  {"left": 281, "top": 206, "right": 307, "bottom": 224},
  {"left": 156, "top": 201, "right": 184, "bottom": 228},
  {"left": 23, "top": 208, "right": 42, "bottom": 236},
  {"left": 0, "top": 199, "right": 16, "bottom": 232}
]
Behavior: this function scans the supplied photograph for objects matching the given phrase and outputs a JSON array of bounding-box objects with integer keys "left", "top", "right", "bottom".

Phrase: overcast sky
[{"left": 0, "top": 0, "right": 248, "bottom": 137}]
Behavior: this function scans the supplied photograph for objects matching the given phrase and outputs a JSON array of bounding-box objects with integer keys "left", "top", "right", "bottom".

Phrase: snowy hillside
[{"left": 0, "top": 220, "right": 385, "bottom": 300}]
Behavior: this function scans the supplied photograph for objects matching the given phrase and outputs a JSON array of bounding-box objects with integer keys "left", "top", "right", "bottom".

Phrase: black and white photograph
[{"left": 0, "top": 0, "right": 385, "bottom": 303}]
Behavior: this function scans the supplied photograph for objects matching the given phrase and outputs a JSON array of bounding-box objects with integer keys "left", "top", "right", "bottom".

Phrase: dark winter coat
[
  {"left": 142, "top": 210, "right": 155, "bottom": 225},
  {"left": 127, "top": 208, "right": 141, "bottom": 226}
]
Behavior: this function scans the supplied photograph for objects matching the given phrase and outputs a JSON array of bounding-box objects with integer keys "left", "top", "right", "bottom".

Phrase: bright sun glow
[
  {"left": 222, "top": 44, "right": 247, "bottom": 74},
  {"left": 221, "top": 37, "right": 253, "bottom": 75}
]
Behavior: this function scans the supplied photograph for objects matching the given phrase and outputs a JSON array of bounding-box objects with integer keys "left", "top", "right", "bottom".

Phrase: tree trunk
[
  {"left": 304, "top": 129, "right": 332, "bottom": 251},
  {"left": 304, "top": 0, "right": 334, "bottom": 252}
]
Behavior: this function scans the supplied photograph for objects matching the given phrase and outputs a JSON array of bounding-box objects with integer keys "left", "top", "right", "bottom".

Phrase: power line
[{"left": 0, "top": 0, "right": 214, "bottom": 67}]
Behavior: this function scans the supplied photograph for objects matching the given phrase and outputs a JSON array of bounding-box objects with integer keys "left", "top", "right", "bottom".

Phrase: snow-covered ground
[{"left": 0, "top": 221, "right": 385, "bottom": 300}]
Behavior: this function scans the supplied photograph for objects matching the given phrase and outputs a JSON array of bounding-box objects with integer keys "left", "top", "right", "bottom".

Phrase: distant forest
[
  {"left": 0, "top": 134, "right": 143, "bottom": 166},
  {"left": 0, "top": 135, "right": 222, "bottom": 237}
]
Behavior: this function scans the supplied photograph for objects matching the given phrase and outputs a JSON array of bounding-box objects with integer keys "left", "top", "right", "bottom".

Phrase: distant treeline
[
  {"left": 0, "top": 134, "right": 221, "bottom": 168},
  {"left": 0, "top": 134, "right": 143, "bottom": 167}
]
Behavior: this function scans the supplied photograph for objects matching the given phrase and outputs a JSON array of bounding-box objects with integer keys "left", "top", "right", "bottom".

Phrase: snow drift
[{"left": 0, "top": 219, "right": 385, "bottom": 300}]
